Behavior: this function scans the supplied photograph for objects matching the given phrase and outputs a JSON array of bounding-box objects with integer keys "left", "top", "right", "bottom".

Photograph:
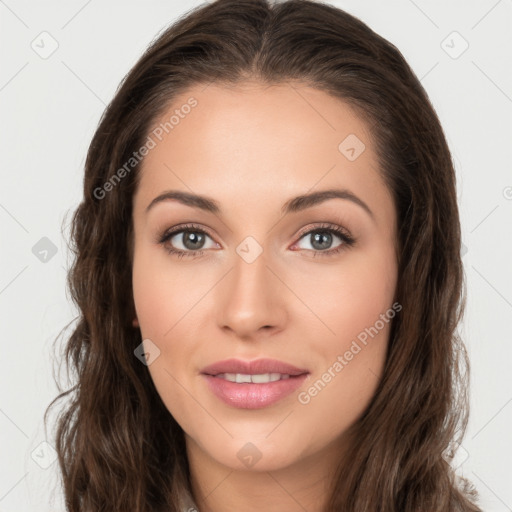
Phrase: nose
[{"left": 216, "top": 249, "right": 287, "bottom": 341}]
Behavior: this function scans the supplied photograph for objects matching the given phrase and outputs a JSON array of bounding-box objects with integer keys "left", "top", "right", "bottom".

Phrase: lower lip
[{"left": 202, "top": 374, "right": 308, "bottom": 409}]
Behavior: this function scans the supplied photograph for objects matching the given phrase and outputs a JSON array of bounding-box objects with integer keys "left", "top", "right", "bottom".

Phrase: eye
[
  {"left": 158, "top": 223, "right": 219, "bottom": 259},
  {"left": 291, "top": 223, "right": 355, "bottom": 257}
]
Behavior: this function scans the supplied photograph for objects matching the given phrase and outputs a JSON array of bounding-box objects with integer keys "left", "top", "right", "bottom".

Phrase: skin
[{"left": 131, "top": 81, "right": 398, "bottom": 512}]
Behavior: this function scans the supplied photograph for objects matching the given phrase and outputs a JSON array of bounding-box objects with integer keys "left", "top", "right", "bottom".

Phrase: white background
[{"left": 1, "top": 0, "right": 511, "bottom": 510}]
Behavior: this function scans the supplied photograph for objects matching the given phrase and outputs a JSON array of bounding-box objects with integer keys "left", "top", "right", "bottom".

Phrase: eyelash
[{"left": 157, "top": 222, "right": 356, "bottom": 259}]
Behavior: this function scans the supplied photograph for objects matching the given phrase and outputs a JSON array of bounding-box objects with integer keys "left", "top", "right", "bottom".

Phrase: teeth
[
  {"left": 218, "top": 373, "right": 291, "bottom": 383},
  {"left": 236, "top": 373, "right": 251, "bottom": 383}
]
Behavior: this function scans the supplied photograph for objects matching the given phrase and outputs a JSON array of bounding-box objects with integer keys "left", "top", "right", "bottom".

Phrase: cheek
[
  {"left": 292, "top": 246, "right": 396, "bottom": 423},
  {"left": 295, "top": 303, "right": 393, "bottom": 447},
  {"left": 132, "top": 245, "right": 192, "bottom": 339},
  {"left": 287, "top": 242, "right": 397, "bottom": 349},
  {"left": 131, "top": 247, "right": 203, "bottom": 428}
]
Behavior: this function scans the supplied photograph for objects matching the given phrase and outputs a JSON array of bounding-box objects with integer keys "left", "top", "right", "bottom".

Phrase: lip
[
  {"left": 201, "top": 358, "right": 310, "bottom": 409},
  {"left": 201, "top": 358, "right": 309, "bottom": 377}
]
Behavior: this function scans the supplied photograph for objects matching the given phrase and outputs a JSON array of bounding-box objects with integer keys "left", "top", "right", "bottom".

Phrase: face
[{"left": 131, "top": 81, "right": 398, "bottom": 474}]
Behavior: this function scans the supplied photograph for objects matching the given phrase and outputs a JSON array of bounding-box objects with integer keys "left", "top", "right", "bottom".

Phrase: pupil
[{"left": 312, "top": 232, "right": 331, "bottom": 250}]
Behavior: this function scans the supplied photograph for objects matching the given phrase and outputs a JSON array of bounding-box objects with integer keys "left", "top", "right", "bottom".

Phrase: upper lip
[{"left": 201, "top": 358, "right": 309, "bottom": 376}]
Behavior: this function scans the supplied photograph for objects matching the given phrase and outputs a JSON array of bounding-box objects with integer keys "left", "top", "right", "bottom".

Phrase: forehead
[{"left": 134, "top": 81, "right": 391, "bottom": 222}]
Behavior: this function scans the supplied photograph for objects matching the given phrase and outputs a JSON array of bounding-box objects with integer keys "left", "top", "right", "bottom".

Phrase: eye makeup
[{"left": 155, "top": 221, "right": 357, "bottom": 260}]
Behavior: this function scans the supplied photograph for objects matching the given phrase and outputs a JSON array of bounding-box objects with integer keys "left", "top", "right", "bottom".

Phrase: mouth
[{"left": 200, "top": 358, "right": 310, "bottom": 409}]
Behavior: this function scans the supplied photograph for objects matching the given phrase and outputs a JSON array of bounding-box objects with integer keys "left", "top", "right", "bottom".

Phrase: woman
[{"left": 46, "top": 0, "right": 482, "bottom": 510}]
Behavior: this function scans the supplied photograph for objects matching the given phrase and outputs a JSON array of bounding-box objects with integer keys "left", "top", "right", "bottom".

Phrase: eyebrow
[{"left": 145, "top": 188, "right": 374, "bottom": 219}]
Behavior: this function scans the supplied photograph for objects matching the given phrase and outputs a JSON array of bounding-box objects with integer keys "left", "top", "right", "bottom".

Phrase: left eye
[{"left": 294, "top": 229, "right": 345, "bottom": 252}]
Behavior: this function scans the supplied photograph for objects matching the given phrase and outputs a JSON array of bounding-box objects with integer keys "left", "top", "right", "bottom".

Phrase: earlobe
[{"left": 132, "top": 317, "right": 139, "bottom": 328}]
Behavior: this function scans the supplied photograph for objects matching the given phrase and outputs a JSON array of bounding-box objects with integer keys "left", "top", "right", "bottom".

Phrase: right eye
[{"left": 159, "top": 224, "right": 220, "bottom": 258}]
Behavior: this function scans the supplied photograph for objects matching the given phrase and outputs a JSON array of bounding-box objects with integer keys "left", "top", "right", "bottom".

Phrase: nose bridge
[{"left": 216, "top": 241, "right": 286, "bottom": 337}]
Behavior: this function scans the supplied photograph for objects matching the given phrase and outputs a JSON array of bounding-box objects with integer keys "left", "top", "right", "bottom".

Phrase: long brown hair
[{"left": 46, "top": 0, "right": 482, "bottom": 510}]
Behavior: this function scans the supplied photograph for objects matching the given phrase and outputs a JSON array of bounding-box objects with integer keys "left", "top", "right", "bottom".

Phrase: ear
[{"left": 132, "top": 317, "right": 140, "bottom": 328}]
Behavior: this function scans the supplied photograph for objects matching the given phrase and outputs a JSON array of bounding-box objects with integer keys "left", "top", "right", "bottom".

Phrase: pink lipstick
[{"left": 201, "top": 358, "right": 309, "bottom": 409}]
